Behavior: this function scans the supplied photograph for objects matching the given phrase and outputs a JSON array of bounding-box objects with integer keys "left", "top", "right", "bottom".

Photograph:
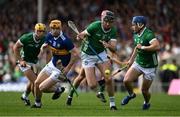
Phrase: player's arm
[
  {"left": 38, "top": 43, "right": 52, "bottom": 63},
  {"left": 63, "top": 47, "right": 80, "bottom": 74},
  {"left": 76, "top": 30, "right": 88, "bottom": 40},
  {"left": 13, "top": 40, "right": 26, "bottom": 67},
  {"left": 136, "top": 38, "right": 160, "bottom": 51},
  {"left": 126, "top": 46, "right": 138, "bottom": 67},
  {"left": 13, "top": 40, "right": 23, "bottom": 61},
  {"left": 100, "top": 39, "right": 117, "bottom": 52},
  {"left": 77, "top": 22, "right": 96, "bottom": 40},
  {"left": 108, "top": 55, "right": 125, "bottom": 66}
]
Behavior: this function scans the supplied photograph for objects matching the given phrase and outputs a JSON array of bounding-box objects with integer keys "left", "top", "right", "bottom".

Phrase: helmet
[
  {"left": 49, "top": 20, "right": 62, "bottom": 29},
  {"left": 101, "top": 10, "right": 115, "bottom": 22},
  {"left": 132, "top": 16, "right": 147, "bottom": 25},
  {"left": 35, "top": 23, "right": 46, "bottom": 31}
]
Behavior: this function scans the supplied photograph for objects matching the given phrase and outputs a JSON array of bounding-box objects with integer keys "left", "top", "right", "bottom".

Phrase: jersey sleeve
[
  {"left": 146, "top": 32, "right": 156, "bottom": 43},
  {"left": 86, "top": 22, "right": 97, "bottom": 35},
  {"left": 44, "top": 33, "right": 50, "bottom": 44},
  {"left": 110, "top": 27, "right": 117, "bottom": 40},
  {"left": 19, "top": 34, "right": 28, "bottom": 45},
  {"left": 65, "top": 37, "right": 75, "bottom": 51}
]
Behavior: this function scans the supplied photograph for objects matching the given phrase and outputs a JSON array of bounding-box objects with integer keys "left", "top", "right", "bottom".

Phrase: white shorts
[
  {"left": 132, "top": 62, "right": 157, "bottom": 81},
  {"left": 41, "top": 61, "right": 64, "bottom": 81},
  {"left": 18, "top": 62, "right": 34, "bottom": 72},
  {"left": 81, "top": 51, "right": 109, "bottom": 68}
]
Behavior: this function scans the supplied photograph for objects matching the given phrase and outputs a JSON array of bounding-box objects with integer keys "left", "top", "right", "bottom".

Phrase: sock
[
  {"left": 55, "top": 86, "right": 62, "bottom": 93},
  {"left": 35, "top": 98, "right": 41, "bottom": 106},
  {"left": 69, "top": 88, "right": 75, "bottom": 97},
  {"left": 144, "top": 101, "right": 149, "bottom": 104},
  {"left": 128, "top": 91, "right": 134, "bottom": 97},
  {"left": 109, "top": 97, "right": 115, "bottom": 107},
  {"left": 35, "top": 102, "right": 41, "bottom": 106},
  {"left": 69, "top": 84, "right": 79, "bottom": 97},
  {"left": 22, "top": 91, "right": 30, "bottom": 99},
  {"left": 98, "top": 79, "right": 105, "bottom": 92}
]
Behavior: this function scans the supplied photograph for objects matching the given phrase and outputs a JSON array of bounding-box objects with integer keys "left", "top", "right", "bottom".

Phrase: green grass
[{"left": 0, "top": 92, "right": 180, "bottom": 116}]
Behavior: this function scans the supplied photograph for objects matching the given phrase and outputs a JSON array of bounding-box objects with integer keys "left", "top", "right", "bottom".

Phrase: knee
[
  {"left": 123, "top": 75, "right": 132, "bottom": 84},
  {"left": 89, "top": 84, "right": 97, "bottom": 90},
  {"left": 39, "top": 84, "right": 46, "bottom": 92},
  {"left": 141, "top": 88, "right": 149, "bottom": 94},
  {"left": 34, "top": 80, "right": 41, "bottom": 88}
]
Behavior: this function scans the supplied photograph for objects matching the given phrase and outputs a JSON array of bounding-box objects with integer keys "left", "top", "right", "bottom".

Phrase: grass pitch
[{"left": 0, "top": 92, "right": 180, "bottom": 116}]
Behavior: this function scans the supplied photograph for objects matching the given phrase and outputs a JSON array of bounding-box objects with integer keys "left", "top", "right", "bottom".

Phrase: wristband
[{"left": 141, "top": 46, "right": 145, "bottom": 49}]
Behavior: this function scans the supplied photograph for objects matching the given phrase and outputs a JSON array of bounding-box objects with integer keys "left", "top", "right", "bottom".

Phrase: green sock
[
  {"left": 98, "top": 79, "right": 105, "bottom": 92},
  {"left": 69, "top": 88, "right": 75, "bottom": 97},
  {"left": 69, "top": 85, "right": 78, "bottom": 97}
]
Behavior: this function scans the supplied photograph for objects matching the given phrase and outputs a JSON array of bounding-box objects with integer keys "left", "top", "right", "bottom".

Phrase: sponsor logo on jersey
[
  {"left": 28, "top": 44, "right": 34, "bottom": 47},
  {"left": 35, "top": 44, "right": 40, "bottom": 47},
  {"left": 57, "top": 44, "right": 61, "bottom": 48},
  {"left": 96, "top": 33, "right": 101, "bottom": 37}
]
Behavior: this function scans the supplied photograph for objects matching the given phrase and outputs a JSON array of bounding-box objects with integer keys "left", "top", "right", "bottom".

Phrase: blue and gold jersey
[{"left": 45, "top": 32, "right": 74, "bottom": 67}]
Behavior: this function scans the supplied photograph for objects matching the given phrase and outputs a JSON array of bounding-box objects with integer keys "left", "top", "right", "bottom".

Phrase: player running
[
  {"left": 66, "top": 67, "right": 107, "bottom": 105},
  {"left": 32, "top": 19, "right": 79, "bottom": 108},
  {"left": 121, "top": 16, "right": 160, "bottom": 110},
  {"left": 13, "top": 23, "right": 46, "bottom": 106},
  {"left": 76, "top": 10, "right": 118, "bottom": 110}
]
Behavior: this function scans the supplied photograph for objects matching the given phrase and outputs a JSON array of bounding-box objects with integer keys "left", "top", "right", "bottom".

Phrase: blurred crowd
[{"left": 0, "top": 0, "right": 180, "bottom": 91}]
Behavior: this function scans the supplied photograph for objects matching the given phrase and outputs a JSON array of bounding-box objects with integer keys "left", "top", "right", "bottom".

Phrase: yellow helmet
[
  {"left": 49, "top": 20, "right": 61, "bottom": 29},
  {"left": 35, "top": 23, "right": 46, "bottom": 31}
]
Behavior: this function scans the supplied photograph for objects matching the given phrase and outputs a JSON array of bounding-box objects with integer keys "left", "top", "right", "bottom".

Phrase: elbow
[{"left": 155, "top": 44, "right": 161, "bottom": 51}]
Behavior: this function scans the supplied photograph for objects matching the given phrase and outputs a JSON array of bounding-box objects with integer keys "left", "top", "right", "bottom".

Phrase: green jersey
[
  {"left": 81, "top": 21, "right": 117, "bottom": 55},
  {"left": 134, "top": 27, "right": 158, "bottom": 68},
  {"left": 19, "top": 32, "right": 45, "bottom": 64}
]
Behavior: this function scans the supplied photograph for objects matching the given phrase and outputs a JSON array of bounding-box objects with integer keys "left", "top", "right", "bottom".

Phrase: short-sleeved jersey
[
  {"left": 81, "top": 21, "right": 117, "bottom": 55},
  {"left": 45, "top": 32, "right": 74, "bottom": 67},
  {"left": 19, "top": 32, "right": 45, "bottom": 64},
  {"left": 134, "top": 27, "right": 158, "bottom": 68}
]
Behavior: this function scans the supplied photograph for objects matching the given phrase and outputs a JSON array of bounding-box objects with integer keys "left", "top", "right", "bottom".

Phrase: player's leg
[
  {"left": 141, "top": 77, "right": 152, "bottom": 110},
  {"left": 67, "top": 67, "right": 85, "bottom": 105},
  {"left": 32, "top": 70, "right": 49, "bottom": 108},
  {"left": 39, "top": 71, "right": 65, "bottom": 100},
  {"left": 141, "top": 68, "right": 156, "bottom": 110},
  {"left": 121, "top": 63, "right": 142, "bottom": 105},
  {"left": 84, "top": 67, "right": 97, "bottom": 90},
  {"left": 97, "top": 60, "right": 116, "bottom": 110},
  {"left": 20, "top": 66, "right": 37, "bottom": 106},
  {"left": 21, "top": 81, "right": 31, "bottom": 106},
  {"left": 96, "top": 77, "right": 106, "bottom": 103}
]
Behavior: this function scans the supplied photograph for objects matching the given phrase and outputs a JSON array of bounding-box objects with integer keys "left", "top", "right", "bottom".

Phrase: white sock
[
  {"left": 109, "top": 97, "right": 115, "bottom": 107},
  {"left": 35, "top": 102, "right": 41, "bottom": 106},
  {"left": 22, "top": 92, "right": 28, "bottom": 99}
]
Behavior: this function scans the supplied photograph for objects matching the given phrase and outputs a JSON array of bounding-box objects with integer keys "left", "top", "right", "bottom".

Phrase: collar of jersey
[
  {"left": 51, "top": 31, "right": 63, "bottom": 40},
  {"left": 137, "top": 27, "right": 146, "bottom": 37},
  {"left": 101, "top": 22, "right": 111, "bottom": 33},
  {"left": 33, "top": 33, "right": 41, "bottom": 43}
]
